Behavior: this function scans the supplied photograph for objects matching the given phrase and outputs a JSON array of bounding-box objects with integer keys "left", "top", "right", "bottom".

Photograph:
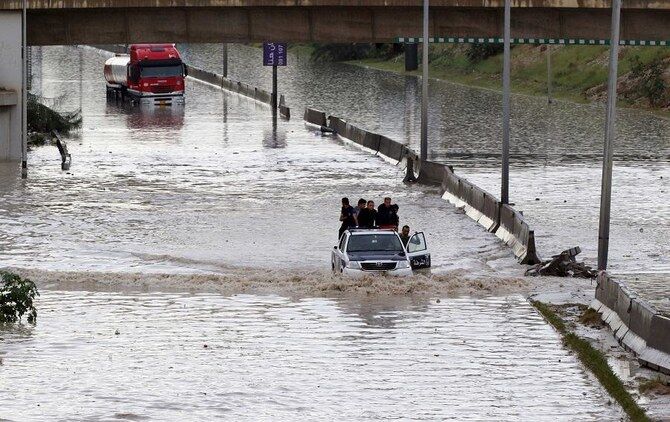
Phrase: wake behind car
[{"left": 332, "top": 229, "right": 431, "bottom": 277}]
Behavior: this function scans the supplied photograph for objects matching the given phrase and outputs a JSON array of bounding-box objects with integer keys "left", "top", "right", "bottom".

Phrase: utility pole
[
  {"left": 21, "top": 0, "right": 28, "bottom": 179},
  {"left": 222, "top": 43, "right": 228, "bottom": 78},
  {"left": 547, "top": 46, "right": 553, "bottom": 104},
  {"left": 501, "top": 0, "right": 511, "bottom": 204},
  {"left": 597, "top": 0, "right": 622, "bottom": 271},
  {"left": 420, "top": 0, "right": 429, "bottom": 163}
]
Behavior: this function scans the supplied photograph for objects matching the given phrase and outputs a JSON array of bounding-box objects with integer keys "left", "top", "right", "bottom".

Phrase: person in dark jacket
[
  {"left": 377, "top": 197, "right": 399, "bottom": 230},
  {"left": 357, "top": 200, "right": 377, "bottom": 228},
  {"left": 399, "top": 225, "right": 411, "bottom": 247},
  {"left": 339, "top": 197, "right": 357, "bottom": 239},
  {"left": 354, "top": 198, "right": 366, "bottom": 221}
]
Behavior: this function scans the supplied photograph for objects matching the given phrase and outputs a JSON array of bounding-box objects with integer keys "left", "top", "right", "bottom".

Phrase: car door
[
  {"left": 406, "top": 232, "right": 431, "bottom": 269},
  {"left": 333, "top": 233, "right": 348, "bottom": 271}
]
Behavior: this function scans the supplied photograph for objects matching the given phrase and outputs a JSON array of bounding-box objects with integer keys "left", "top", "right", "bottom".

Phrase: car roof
[{"left": 347, "top": 229, "right": 398, "bottom": 236}]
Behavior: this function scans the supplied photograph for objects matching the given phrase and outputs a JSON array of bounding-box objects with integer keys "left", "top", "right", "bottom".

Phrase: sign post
[{"left": 263, "top": 43, "right": 287, "bottom": 113}]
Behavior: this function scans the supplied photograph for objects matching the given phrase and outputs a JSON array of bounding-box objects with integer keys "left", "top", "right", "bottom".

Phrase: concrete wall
[
  {"left": 0, "top": 11, "right": 22, "bottom": 162},
  {"left": 306, "top": 108, "right": 541, "bottom": 265},
  {"left": 592, "top": 272, "right": 670, "bottom": 374},
  {"left": 8, "top": 7, "right": 668, "bottom": 45}
]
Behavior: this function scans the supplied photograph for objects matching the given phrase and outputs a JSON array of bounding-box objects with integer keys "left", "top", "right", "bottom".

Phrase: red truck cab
[{"left": 104, "top": 43, "right": 187, "bottom": 106}]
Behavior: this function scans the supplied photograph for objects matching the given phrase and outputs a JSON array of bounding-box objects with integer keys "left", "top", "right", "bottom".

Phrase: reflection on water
[
  {"left": 0, "top": 291, "right": 621, "bottom": 421},
  {"left": 180, "top": 44, "right": 669, "bottom": 166}
]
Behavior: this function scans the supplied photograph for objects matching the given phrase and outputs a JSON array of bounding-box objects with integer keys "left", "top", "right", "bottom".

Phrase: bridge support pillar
[
  {"left": 0, "top": 11, "right": 24, "bottom": 164},
  {"left": 405, "top": 43, "right": 418, "bottom": 71}
]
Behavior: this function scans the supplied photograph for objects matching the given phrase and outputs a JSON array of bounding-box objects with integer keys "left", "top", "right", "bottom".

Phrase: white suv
[{"left": 331, "top": 229, "right": 431, "bottom": 277}]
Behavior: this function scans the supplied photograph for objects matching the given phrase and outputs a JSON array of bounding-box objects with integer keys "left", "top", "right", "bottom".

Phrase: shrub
[
  {"left": 310, "top": 43, "right": 400, "bottom": 62},
  {"left": 628, "top": 54, "right": 668, "bottom": 107},
  {"left": 0, "top": 271, "right": 39, "bottom": 324},
  {"left": 466, "top": 43, "right": 505, "bottom": 64},
  {"left": 27, "top": 93, "right": 82, "bottom": 135}
]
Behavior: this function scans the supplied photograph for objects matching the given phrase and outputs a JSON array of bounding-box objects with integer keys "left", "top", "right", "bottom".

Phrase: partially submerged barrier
[
  {"left": 186, "top": 65, "right": 290, "bottom": 119},
  {"left": 303, "top": 108, "right": 541, "bottom": 264},
  {"left": 592, "top": 272, "right": 670, "bottom": 374}
]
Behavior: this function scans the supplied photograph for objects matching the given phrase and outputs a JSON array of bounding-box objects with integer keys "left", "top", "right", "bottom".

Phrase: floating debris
[{"left": 525, "top": 247, "right": 597, "bottom": 278}]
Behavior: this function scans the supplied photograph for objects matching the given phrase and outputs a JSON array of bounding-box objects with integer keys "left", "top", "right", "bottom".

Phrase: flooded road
[
  {"left": 0, "top": 44, "right": 662, "bottom": 419},
  {"left": 1, "top": 45, "right": 518, "bottom": 275},
  {"left": 0, "top": 291, "right": 620, "bottom": 421},
  {"left": 181, "top": 43, "right": 669, "bottom": 276}
]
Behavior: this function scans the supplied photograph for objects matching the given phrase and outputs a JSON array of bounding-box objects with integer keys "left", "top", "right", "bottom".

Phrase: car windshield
[
  {"left": 347, "top": 234, "right": 404, "bottom": 253},
  {"left": 140, "top": 65, "right": 183, "bottom": 78}
]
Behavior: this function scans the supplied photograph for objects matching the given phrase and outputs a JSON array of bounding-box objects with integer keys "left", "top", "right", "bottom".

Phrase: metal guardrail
[{"left": 397, "top": 37, "right": 670, "bottom": 46}]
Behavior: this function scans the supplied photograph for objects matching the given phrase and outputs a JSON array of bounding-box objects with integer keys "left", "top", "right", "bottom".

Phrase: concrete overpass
[{"left": 0, "top": 1, "right": 668, "bottom": 45}]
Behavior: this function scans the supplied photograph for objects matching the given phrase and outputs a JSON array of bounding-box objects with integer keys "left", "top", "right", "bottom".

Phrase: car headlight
[
  {"left": 345, "top": 261, "right": 359, "bottom": 269},
  {"left": 396, "top": 260, "right": 410, "bottom": 269}
]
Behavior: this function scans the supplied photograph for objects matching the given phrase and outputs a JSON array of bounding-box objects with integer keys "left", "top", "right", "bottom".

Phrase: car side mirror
[
  {"left": 333, "top": 246, "right": 338, "bottom": 250},
  {"left": 183, "top": 63, "right": 188, "bottom": 77}
]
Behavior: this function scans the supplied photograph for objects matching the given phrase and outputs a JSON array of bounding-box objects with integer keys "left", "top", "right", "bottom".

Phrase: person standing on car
[
  {"left": 339, "top": 197, "right": 357, "bottom": 239},
  {"left": 357, "top": 200, "right": 377, "bottom": 228},
  {"left": 399, "top": 225, "right": 411, "bottom": 247},
  {"left": 354, "top": 198, "right": 366, "bottom": 221},
  {"left": 377, "top": 197, "right": 399, "bottom": 230}
]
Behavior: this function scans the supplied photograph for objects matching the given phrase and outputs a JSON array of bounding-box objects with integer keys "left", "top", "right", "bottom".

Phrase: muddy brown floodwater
[
  {"left": 0, "top": 44, "right": 661, "bottom": 419},
  {"left": 0, "top": 291, "right": 622, "bottom": 421}
]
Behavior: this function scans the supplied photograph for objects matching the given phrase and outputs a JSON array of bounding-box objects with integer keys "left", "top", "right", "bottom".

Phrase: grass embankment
[
  {"left": 339, "top": 44, "right": 670, "bottom": 116},
  {"left": 531, "top": 301, "right": 650, "bottom": 422}
]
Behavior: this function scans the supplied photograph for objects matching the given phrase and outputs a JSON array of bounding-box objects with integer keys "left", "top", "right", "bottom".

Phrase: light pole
[
  {"left": 21, "top": 0, "right": 28, "bottom": 179},
  {"left": 501, "top": 0, "right": 511, "bottom": 204},
  {"left": 547, "top": 46, "right": 553, "bottom": 104},
  {"left": 597, "top": 0, "right": 622, "bottom": 271},
  {"left": 222, "top": 43, "right": 228, "bottom": 78},
  {"left": 420, "top": 0, "right": 429, "bottom": 163}
]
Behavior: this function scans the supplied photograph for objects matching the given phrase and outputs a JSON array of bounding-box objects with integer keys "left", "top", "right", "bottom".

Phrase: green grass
[
  {"left": 579, "top": 307, "right": 604, "bottom": 327},
  {"left": 531, "top": 301, "right": 650, "bottom": 422}
]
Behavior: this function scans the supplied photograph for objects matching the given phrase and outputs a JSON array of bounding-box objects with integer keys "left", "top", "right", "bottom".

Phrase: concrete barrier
[
  {"left": 322, "top": 114, "right": 409, "bottom": 164},
  {"left": 495, "top": 204, "right": 541, "bottom": 264},
  {"left": 186, "top": 64, "right": 288, "bottom": 118},
  {"left": 328, "top": 116, "right": 346, "bottom": 134},
  {"left": 379, "top": 136, "right": 406, "bottom": 162},
  {"left": 649, "top": 315, "right": 670, "bottom": 359},
  {"left": 630, "top": 299, "right": 656, "bottom": 343},
  {"left": 304, "top": 108, "right": 327, "bottom": 127},
  {"left": 361, "top": 132, "right": 380, "bottom": 151},
  {"left": 416, "top": 160, "right": 447, "bottom": 185},
  {"left": 591, "top": 272, "right": 670, "bottom": 374}
]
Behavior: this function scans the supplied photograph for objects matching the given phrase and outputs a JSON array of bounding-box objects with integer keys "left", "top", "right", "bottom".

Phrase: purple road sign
[{"left": 263, "top": 43, "right": 287, "bottom": 67}]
